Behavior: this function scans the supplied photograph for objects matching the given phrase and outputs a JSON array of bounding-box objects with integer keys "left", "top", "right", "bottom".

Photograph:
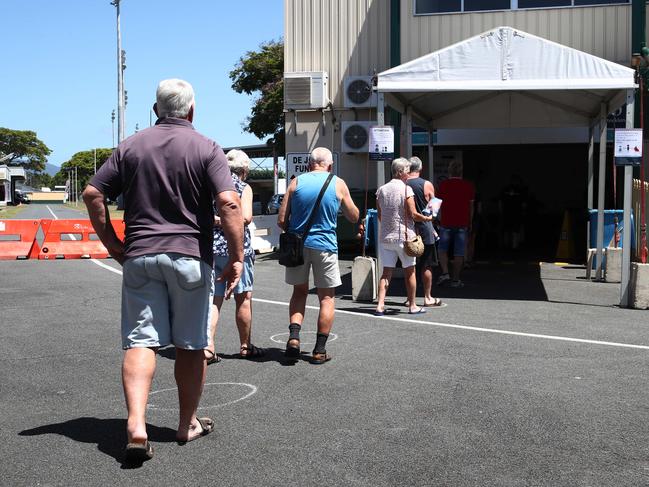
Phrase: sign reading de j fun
[
  {"left": 286, "top": 152, "right": 339, "bottom": 181},
  {"left": 369, "top": 126, "right": 395, "bottom": 161},
  {"left": 614, "top": 129, "right": 643, "bottom": 166}
]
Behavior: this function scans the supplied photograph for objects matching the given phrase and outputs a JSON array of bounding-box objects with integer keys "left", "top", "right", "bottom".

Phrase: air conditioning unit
[
  {"left": 284, "top": 71, "right": 329, "bottom": 110},
  {"left": 341, "top": 121, "right": 373, "bottom": 153},
  {"left": 343, "top": 76, "right": 376, "bottom": 108}
]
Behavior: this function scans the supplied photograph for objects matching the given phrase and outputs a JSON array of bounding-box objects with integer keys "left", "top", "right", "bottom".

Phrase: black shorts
[{"left": 417, "top": 243, "right": 438, "bottom": 269}]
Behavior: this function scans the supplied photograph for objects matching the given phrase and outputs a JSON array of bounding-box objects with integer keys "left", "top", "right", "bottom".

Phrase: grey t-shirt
[{"left": 90, "top": 117, "right": 235, "bottom": 265}]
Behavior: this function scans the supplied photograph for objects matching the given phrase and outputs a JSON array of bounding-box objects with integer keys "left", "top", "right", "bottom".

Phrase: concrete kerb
[
  {"left": 629, "top": 262, "right": 649, "bottom": 309},
  {"left": 604, "top": 247, "right": 622, "bottom": 283}
]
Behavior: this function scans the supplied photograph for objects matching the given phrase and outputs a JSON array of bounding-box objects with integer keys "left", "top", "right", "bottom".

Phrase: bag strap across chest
[{"left": 300, "top": 172, "right": 335, "bottom": 238}]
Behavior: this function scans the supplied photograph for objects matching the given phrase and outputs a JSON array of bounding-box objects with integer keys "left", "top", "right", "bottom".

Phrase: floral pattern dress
[{"left": 213, "top": 173, "right": 254, "bottom": 260}]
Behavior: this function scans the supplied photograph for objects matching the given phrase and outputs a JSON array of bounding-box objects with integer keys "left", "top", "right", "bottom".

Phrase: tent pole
[
  {"left": 595, "top": 104, "right": 607, "bottom": 281},
  {"left": 428, "top": 126, "right": 434, "bottom": 184},
  {"left": 405, "top": 105, "right": 413, "bottom": 158},
  {"left": 620, "top": 89, "right": 635, "bottom": 307},
  {"left": 587, "top": 124, "right": 595, "bottom": 255},
  {"left": 377, "top": 92, "right": 385, "bottom": 189}
]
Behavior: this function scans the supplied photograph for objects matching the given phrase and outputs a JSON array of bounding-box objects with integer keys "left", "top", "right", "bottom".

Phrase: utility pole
[
  {"left": 111, "top": 109, "right": 115, "bottom": 148},
  {"left": 111, "top": 0, "right": 126, "bottom": 210},
  {"left": 111, "top": 0, "right": 125, "bottom": 144}
]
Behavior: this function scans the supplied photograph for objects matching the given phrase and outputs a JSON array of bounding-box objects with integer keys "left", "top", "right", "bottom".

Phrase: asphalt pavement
[
  {"left": 0, "top": 251, "right": 648, "bottom": 486},
  {"left": 12, "top": 202, "right": 89, "bottom": 220}
]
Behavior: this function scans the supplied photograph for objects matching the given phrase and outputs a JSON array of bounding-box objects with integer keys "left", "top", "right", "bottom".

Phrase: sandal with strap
[
  {"left": 310, "top": 350, "right": 332, "bottom": 365},
  {"left": 124, "top": 440, "right": 153, "bottom": 463},
  {"left": 177, "top": 417, "right": 215, "bottom": 445},
  {"left": 204, "top": 349, "right": 221, "bottom": 365},
  {"left": 240, "top": 343, "right": 265, "bottom": 359},
  {"left": 423, "top": 297, "right": 443, "bottom": 307},
  {"left": 285, "top": 338, "right": 300, "bottom": 359}
]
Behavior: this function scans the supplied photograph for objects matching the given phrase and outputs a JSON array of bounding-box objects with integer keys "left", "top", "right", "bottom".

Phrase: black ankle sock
[
  {"left": 288, "top": 323, "right": 301, "bottom": 341},
  {"left": 313, "top": 333, "right": 329, "bottom": 354}
]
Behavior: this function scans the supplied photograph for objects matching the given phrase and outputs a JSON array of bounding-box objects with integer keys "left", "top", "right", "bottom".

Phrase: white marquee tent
[{"left": 375, "top": 26, "right": 637, "bottom": 305}]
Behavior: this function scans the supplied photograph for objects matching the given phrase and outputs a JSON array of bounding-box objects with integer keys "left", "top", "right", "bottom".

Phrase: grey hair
[
  {"left": 156, "top": 79, "right": 195, "bottom": 118},
  {"left": 226, "top": 149, "right": 251, "bottom": 179},
  {"left": 408, "top": 156, "right": 422, "bottom": 173},
  {"left": 448, "top": 160, "right": 463, "bottom": 177},
  {"left": 391, "top": 157, "right": 411, "bottom": 177},
  {"left": 309, "top": 147, "right": 333, "bottom": 168}
]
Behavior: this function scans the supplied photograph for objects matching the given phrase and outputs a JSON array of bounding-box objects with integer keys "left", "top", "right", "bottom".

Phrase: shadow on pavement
[
  {"left": 333, "top": 262, "right": 550, "bottom": 302},
  {"left": 158, "top": 345, "right": 301, "bottom": 366},
  {"left": 18, "top": 417, "right": 176, "bottom": 468},
  {"left": 219, "top": 347, "right": 301, "bottom": 366}
]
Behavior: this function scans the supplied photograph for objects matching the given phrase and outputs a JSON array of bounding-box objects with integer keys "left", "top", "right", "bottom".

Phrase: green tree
[
  {"left": 55, "top": 148, "right": 114, "bottom": 193},
  {"left": 229, "top": 39, "right": 284, "bottom": 155},
  {"left": 0, "top": 127, "right": 52, "bottom": 172},
  {"left": 29, "top": 172, "right": 53, "bottom": 190}
]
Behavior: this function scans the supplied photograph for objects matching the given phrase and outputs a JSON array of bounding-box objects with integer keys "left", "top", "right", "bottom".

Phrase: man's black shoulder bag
[{"left": 279, "top": 173, "right": 335, "bottom": 267}]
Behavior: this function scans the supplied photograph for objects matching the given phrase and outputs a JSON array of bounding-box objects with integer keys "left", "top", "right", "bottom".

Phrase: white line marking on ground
[
  {"left": 90, "top": 258, "right": 123, "bottom": 275},
  {"left": 270, "top": 331, "right": 338, "bottom": 345},
  {"left": 45, "top": 205, "right": 58, "bottom": 219},
  {"left": 85, "top": 261, "right": 649, "bottom": 351},
  {"left": 148, "top": 382, "right": 257, "bottom": 411},
  {"left": 253, "top": 298, "right": 649, "bottom": 351}
]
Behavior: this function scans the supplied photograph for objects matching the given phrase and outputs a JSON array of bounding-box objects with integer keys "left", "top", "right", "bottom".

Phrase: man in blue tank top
[{"left": 278, "top": 147, "right": 359, "bottom": 364}]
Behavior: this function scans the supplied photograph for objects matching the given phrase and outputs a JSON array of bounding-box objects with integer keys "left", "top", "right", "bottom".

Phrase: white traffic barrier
[{"left": 250, "top": 215, "right": 279, "bottom": 253}]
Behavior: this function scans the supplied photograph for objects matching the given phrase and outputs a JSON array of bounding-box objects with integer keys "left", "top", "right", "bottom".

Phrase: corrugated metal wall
[
  {"left": 284, "top": 0, "right": 392, "bottom": 190},
  {"left": 400, "top": 3, "right": 635, "bottom": 65},
  {"left": 284, "top": 0, "right": 391, "bottom": 106}
]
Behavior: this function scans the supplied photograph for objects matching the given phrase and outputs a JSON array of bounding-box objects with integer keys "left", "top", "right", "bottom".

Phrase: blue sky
[{"left": 2, "top": 0, "right": 283, "bottom": 167}]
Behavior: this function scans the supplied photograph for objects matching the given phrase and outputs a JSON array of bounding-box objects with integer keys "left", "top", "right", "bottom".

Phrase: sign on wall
[
  {"left": 369, "top": 126, "right": 394, "bottom": 161},
  {"left": 614, "top": 129, "right": 643, "bottom": 166},
  {"left": 286, "top": 152, "right": 339, "bottom": 181}
]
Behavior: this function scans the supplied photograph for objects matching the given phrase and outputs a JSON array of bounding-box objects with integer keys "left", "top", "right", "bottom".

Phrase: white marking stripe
[
  {"left": 90, "top": 259, "right": 123, "bottom": 275},
  {"left": 253, "top": 298, "right": 649, "bottom": 351},
  {"left": 85, "top": 262, "right": 649, "bottom": 351},
  {"left": 45, "top": 205, "right": 58, "bottom": 219}
]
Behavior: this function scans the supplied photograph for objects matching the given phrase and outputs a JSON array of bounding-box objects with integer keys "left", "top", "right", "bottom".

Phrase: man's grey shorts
[
  {"left": 284, "top": 247, "right": 342, "bottom": 288},
  {"left": 121, "top": 253, "right": 214, "bottom": 350}
]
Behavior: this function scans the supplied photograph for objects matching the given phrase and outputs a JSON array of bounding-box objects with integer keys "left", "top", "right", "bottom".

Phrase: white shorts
[{"left": 379, "top": 241, "right": 416, "bottom": 268}]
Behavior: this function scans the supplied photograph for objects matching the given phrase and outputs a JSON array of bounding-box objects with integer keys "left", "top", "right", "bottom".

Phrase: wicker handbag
[{"left": 403, "top": 183, "right": 424, "bottom": 258}]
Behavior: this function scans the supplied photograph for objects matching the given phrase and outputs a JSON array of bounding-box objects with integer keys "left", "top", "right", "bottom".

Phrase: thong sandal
[
  {"left": 408, "top": 307, "right": 427, "bottom": 315},
  {"left": 124, "top": 441, "right": 154, "bottom": 463},
  {"left": 177, "top": 417, "right": 214, "bottom": 445},
  {"left": 424, "top": 298, "right": 443, "bottom": 307},
  {"left": 204, "top": 349, "right": 221, "bottom": 365},
  {"left": 285, "top": 338, "right": 300, "bottom": 359},
  {"left": 240, "top": 343, "right": 265, "bottom": 359}
]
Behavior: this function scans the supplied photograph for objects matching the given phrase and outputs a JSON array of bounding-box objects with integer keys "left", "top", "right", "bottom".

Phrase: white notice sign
[
  {"left": 286, "top": 152, "right": 339, "bottom": 181},
  {"left": 614, "top": 129, "right": 643, "bottom": 166},
  {"left": 369, "top": 126, "right": 395, "bottom": 161}
]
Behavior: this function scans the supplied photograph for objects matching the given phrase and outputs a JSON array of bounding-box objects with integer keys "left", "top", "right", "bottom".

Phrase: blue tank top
[{"left": 288, "top": 172, "right": 340, "bottom": 253}]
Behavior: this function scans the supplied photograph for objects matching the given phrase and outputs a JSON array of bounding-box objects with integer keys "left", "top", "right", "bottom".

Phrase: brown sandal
[
  {"left": 204, "top": 349, "right": 221, "bottom": 365},
  {"left": 285, "top": 338, "right": 300, "bottom": 359},
  {"left": 310, "top": 351, "right": 332, "bottom": 365},
  {"left": 240, "top": 343, "right": 265, "bottom": 359}
]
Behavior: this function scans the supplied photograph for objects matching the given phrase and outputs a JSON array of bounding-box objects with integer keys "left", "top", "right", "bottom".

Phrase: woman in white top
[{"left": 375, "top": 158, "right": 433, "bottom": 316}]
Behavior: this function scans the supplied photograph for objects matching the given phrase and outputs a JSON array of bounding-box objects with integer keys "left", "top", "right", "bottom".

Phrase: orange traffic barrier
[
  {"left": 39, "top": 219, "right": 125, "bottom": 260},
  {"left": 0, "top": 219, "right": 42, "bottom": 260}
]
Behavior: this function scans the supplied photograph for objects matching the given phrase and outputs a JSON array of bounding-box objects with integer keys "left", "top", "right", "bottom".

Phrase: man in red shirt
[{"left": 436, "top": 161, "right": 475, "bottom": 287}]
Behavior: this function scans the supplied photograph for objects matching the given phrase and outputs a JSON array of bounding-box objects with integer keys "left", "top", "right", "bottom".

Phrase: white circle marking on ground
[
  {"left": 148, "top": 382, "right": 257, "bottom": 411},
  {"left": 270, "top": 331, "right": 338, "bottom": 345}
]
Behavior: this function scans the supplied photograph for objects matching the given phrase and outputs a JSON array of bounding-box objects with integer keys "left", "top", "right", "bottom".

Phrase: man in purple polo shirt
[{"left": 83, "top": 79, "right": 243, "bottom": 463}]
